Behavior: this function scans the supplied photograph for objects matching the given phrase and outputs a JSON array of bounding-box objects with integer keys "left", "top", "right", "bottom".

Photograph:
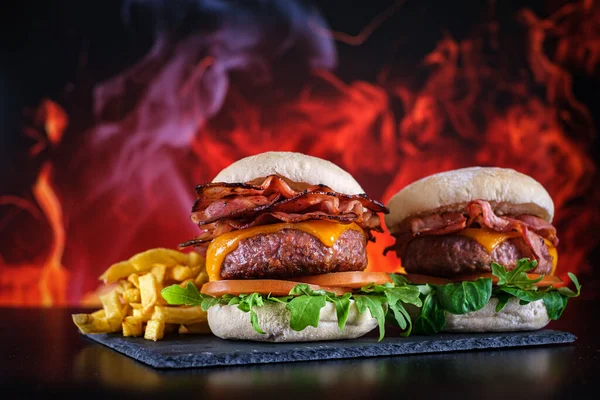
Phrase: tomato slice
[
  {"left": 294, "top": 271, "right": 393, "bottom": 288},
  {"left": 201, "top": 279, "right": 351, "bottom": 297},
  {"left": 401, "top": 273, "right": 565, "bottom": 287}
]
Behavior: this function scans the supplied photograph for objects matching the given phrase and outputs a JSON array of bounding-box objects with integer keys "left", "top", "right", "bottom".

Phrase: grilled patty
[
  {"left": 400, "top": 234, "right": 553, "bottom": 277},
  {"left": 220, "top": 229, "right": 367, "bottom": 280}
]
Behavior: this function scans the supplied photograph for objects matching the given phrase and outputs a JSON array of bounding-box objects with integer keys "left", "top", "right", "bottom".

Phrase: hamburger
[
  {"left": 161, "top": 151, "right": 422, "bottom": 342},
  {"left": 384, "top": 167, "right": 581, "bottom": 333}
]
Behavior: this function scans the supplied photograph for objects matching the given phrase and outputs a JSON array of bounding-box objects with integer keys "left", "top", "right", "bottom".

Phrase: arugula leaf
[
  {"left": 388, "top": 302, "right": 413, "bottom": 336},
  {"left": 436, "top": 278, "right": 492, "bottom": 314},
  {"left": 542, "top": 291, "right": 568, "bottom": 320},
  {"left": 492, "top": 259, "right": 543, "bottom": 289},
  {"left": 417, "top": 284, "right": 433, "bottom": 296},
  {"left": 494, "top": 291, "right": 511, "bottom": 312},
  {"left": 236, "top": 293, "right": 266, "bottom": 334},
  {"left": 354, "top": 295, "right": 387, "bottom": 341},
  {"left": 330, "top": 292, "right": 351, "bottom": 331},
  {"left": 202, "top": 296, "right": 221, "bottom": 311},
  {"left": 497, "top": 286, "right": 545, "bottom": 304},
  {"left": 390, "top": 274, "right": 410, "bottom": 286},
  {"left": 286, "top": 294, "right": 327, "bottom": 331},
  {"left": 413, "top": 292, "right": 446, "bottom": 335},
  {"left": 161, "top": 282, "right": 206, "bottom": 306},
  {"left": 384, "top": 285, "right": 423, "bottom": 307},
  {"left": 266, "top": 294, "right": 293, "bottom": 303},
  {"left": 557, "top": 273, "right": 582, "bottom": 297}
]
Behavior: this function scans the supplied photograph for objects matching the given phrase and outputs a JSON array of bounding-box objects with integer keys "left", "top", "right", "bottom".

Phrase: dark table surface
[{"left": 2, "top": 297, "right": 599, "bottom": 400}]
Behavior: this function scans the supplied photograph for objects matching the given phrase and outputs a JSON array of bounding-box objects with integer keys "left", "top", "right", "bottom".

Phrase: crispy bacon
[
  {"left": 182, "top": 175, "right": 388, "bottom": 248},
  {"left": 386, "top": 199, "right": 558, "bottom": 263}
]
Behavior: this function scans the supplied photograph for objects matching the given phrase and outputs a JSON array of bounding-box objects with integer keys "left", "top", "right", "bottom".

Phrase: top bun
[
  {"left": 385, "top": 167, "right": 554, "bottom": 233},
  {"left": 212, "top": 151, "right": 365, "bottom": 195}
]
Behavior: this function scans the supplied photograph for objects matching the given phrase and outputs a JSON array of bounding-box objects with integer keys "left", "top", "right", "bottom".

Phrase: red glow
[{"left": 1, "top": 1, "right": 598, "bottom": 305}]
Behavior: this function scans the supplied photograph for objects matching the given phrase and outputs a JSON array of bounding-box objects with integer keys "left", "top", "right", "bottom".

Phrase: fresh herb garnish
[
  {"left": 161, "top": 259, "right": 581, "bottom": 338},
  {"left": 161, "top": 276, "right": 422, "bottom": 340}
]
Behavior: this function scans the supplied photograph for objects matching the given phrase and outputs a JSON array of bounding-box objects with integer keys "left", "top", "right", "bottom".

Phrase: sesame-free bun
[
  {"left": 207, "top": 300, "right": 377, "bottom": 342},
  {"left": 443, "top": 297, "right": 550, "bottom": 332},
  {"left": 385, "top": 167, "right": 554, "bottom": 233},
  {"left": 212, "top": 151, "right": 365, "bottom": 195}
]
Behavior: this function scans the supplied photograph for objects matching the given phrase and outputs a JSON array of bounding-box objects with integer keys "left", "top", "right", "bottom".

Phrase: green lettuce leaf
[
  {"left": 160, "top": 282, "right": 206, "bottom": 306},
  {"left": 354, "top": 294, "right": 387, "bottom": 341},
  {"left": 286, "top": 294, "right": 327, "bottom": 331},
  {"left": 330, "top": 292, "right": 352, "bottom": 331},
  {"left": 436, "top": 278, "right": 492, "bottom": 314},
  {"left": 413, "top": 292, "right": 445, "bottom": 335}
]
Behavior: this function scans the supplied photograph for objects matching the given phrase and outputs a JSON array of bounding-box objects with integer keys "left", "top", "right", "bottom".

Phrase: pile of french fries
[{"left": 72, "top": 248, "right": 210, "bottom": 341}]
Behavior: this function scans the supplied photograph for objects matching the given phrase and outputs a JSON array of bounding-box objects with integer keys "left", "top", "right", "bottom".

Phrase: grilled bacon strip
[
  {"left": 182, "top": 175, "right": 388, "bottom": 248},
  {"left": 385, "top": 199, "right": 558, "bottom": 264}
]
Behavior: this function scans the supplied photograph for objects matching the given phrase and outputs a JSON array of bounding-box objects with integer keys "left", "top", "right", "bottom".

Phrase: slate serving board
[{"left": 85, "top": 329, "right": 576, "bottom": 369}]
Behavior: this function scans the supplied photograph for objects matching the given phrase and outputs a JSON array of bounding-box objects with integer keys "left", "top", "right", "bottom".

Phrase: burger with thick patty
[
  {"left": 162, "top": 151, "right": 422, "bottom": 342},
  {"left": 384, "top": 167, "right": 580, "bottom": 333}
]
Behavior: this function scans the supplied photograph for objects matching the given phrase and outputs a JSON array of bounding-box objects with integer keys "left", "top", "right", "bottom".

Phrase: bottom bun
[
  {"left": 208, "top": 300, "right": 377, "bottom": 342},
  {"left": 443, "top": 297, "right": 550, "bottom": 332}
]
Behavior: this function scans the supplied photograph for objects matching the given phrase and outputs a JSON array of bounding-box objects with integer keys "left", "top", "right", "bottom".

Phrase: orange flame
[
  {"left": 34, "top": 164, "right": 68, "bottom": 306},
  {"left": 1, "top": 1, "right": 598, "bottom": 305},
  {"left": 0, "top": 99, "right": 69, "bottom": 307}
]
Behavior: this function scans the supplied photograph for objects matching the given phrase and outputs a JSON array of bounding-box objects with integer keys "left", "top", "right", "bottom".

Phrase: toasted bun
[
  {"left": 443, "top": 297, "right": 550, "bottom": 332},
  {"left": 385, "top": 167, "right": 554, "bottom": 233},
  {"left": 207, "top": 300, "right": 377, "bottom": 342},
  {"left": 212, "top": 151, "right": 365, "bottom": 195}
]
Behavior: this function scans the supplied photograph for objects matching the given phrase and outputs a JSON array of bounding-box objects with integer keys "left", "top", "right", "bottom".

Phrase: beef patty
[
  {"left": 220, "top": 229, "right": 367, "bottom": 280},
  {"left": 400, "top": 234, "right": 553, "bottom": 277}
]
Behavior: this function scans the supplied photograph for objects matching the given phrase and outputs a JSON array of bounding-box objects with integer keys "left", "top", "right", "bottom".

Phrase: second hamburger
[{"left": 384, "top": 167, "right": 581, "bottom": 333}]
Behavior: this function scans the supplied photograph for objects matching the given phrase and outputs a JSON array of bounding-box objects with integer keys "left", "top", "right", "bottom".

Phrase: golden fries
[
  {"left": 73, "top": 247, "right": 210, "bottom": 340},
  {"left": 152, "top": 306, "right": 207, "bottom": 325},
  {"left": 72, "top": 313, "right": 115, "bottom": 334},
  {"left": 139, "top": 273, "right": 160, "bottom": 314},
  {"left": 144, "top": 319, "right": 165, "bottom": 341},
  {"left": 122, "top": 316, "right": 143, "bottom": 337}
]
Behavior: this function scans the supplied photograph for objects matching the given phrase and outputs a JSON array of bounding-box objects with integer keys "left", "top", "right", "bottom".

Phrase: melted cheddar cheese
[
  {"left": 456, "top": 228, "right": 558, "bottom": 274},
  {"left": 205, "top": 221, "right": 363, "bottom": 281},
  {"left": 457, "top": 228, "right": 521, "bottom": 253}
]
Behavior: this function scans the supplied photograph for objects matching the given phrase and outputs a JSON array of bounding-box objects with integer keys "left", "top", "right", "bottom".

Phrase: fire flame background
[{"left": 1, "top": 0, "right": 599, "bottom": 306}]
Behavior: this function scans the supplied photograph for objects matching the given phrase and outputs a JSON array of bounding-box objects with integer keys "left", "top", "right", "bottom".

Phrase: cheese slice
[
  {"left": 456, "top": 228, "right": 521, "bottom": 253},
  {"left": 457, "top": 228, "right": 558, "bottom": 274},
  {"left": 205, "top": 221, "right": 363, "bottom": 282},
  {"left": 545, "top": 239, "right": 558, "bottom": 275}
]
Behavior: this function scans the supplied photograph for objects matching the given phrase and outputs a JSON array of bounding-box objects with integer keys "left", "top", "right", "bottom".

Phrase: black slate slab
[{"left": 85, "top": 329, "right": 576, "bottom": 369}]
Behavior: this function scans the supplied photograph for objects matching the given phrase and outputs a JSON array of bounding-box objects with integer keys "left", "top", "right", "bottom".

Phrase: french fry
[
  {"left": 151, "top": 264, "right": 167, "bottom": 283},
  {"left": 179, "top": 322, "right": 211, "bottom": 334},
  {"left": 139, "top": 273, "right": 160, "bottom": 314},
  {"left": 77, "top": 247, "right": 210, "bottom": 341},
  {"left": 123, "top": 288, "right": 141, "bottom": 303},
  {"left": 129, "top": 248, "right": 188, "bottom": 272},
  {"left": 100, "top": 289, "right": 125, "bottom": 331},
  {"left": 132, "top": 307, "right": 153, "bottom": 322},
  {"left": 169, "top": 265, "right": 194, "bottom": 281},
  {"left": 179, "top": 279, "right": 194, "bottom": 289},
  {"left": 152, "top": 306, "right": 207, "bottom": 325},
  {"left": 99, "top": 261, "right": 137, "bottom": 284},
  {"left": 118, "top": 280, "right": 133, "bottom": 292},
  {"left": 72, "top": 313, "right": 115, "bottom": 334},
  {"left": 187, "top": 251, "right": 204, "bottom": 268},
  {"left": 195, "top": 271, "right": 209, "bottom": 287},
  {"left": 128, "top": 273, "right": 140, "bottom": 288},
  {"left": 122, "top": 316, "right": 143, "bottom": 337},
  {"left": 144, "top": 319, "right": 165, "bottom": 341}
]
